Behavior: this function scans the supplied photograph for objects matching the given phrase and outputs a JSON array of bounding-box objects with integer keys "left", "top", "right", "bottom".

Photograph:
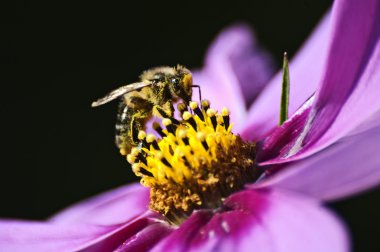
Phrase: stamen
[
  {"left": 130, "top": 147, "right": 140, "bottom": 157},
  {"left": 190, "top": 101, "right": 204, "bottom": 121},
  {"left": 178, "top": 129, "right": 190, "bottom": 145},
  {"left": 196, "top": 132, "right": 209, "bottom": 151},
  {"left": 201, "top": 99, "right": 210, "bottom": 111},
  {"left": 153, "top": 122, "right": 166, "bottom": 138},
  {"left": 127, "top": 154, "right": 136, "bottom": 164},
  {"left": 163, "top": 118, "right": 176, "bottom": 134},
  {"left": 206, "top": 108, "right": 217, "bottom": 130},
  {"left": 139, "top": 167, "right": 154, "bottom": 177},
  {"left": 146, "top": 134, "right": 160, "bottom": 150},
  {"left": 156, "top": 151, "right": 172, "bottom": 169},
  {"left": 221, "top": 107, "right": 230, "bottom": 130},
  {"left": 177, "top": 103, "right": 188, "bottom": 116},
  {"left": 138, "top": 130, "right": 148, "bottom": 148},
  {"left": 170, "top": 117, "right": 180, "bottom": 125},
  {"left": 136, "top": 152, "right": 147, "bottom": 165},
  {"left": 182, "top": 112, "right": 197, "bottom": 130}
]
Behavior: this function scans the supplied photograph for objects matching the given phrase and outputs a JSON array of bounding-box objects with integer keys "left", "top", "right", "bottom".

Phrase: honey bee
[{"left": 92, "top": 65, "right": 201, "bottom": 155}]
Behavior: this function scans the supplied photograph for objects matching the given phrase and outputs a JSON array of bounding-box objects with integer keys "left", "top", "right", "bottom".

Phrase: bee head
[{"left": 169, "top": 67, "right": 193, "bottom": 104}]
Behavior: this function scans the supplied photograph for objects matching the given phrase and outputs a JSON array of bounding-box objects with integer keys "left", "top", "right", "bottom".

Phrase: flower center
[{"left": 127, "top": 100, "right": 259, "bottom": 225}]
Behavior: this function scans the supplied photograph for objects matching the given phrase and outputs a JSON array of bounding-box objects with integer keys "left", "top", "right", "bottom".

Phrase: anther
[
  {"left": 177, "top": 103, "right": 188, "bottom": 116},
  {"left": 138, "top": 130, "right": 146, "bottom": 141},
  {"left": 138, "top": 130, "right": 149, "bottom": 148},
  {"left": 131, "top": 163, "right": 140, "bottom": 173},
  {"left": 178, "top": 129, "right": 190, "bottom": 145},
  {"left": 163, "top": 118, "right": 176, "bottom": 134},
  {"left": 201, "top": 99, "right": 210, "bottom": 112},
  {"left": 130, "top": 147, "right": 140, "bottom": 157},
  {"left": 206, "top": 109, "right": 218, "bottom": 130},
  {"left": 127, "top": 154, "right": 136, "bottom": 164},
  {"left": 190, "top": 101, "right": 204, "bottom": 121},
  {"left": 183, "top": 112, "right": 197, "bottom": 130},
  {"left": 130, "top": 147, "right": 147, "bottom": 165},
  {"left": 153, "top": 122, "right": 166, "bottom": 138},
  {"left": 146, "top": 134, "right": 160, "bottom": 150},
  {"left": 221, "top": 107, "right": 230, "bottom": 130},
  {"left": 196, "top": 132, "right": 209, "bottom": 151}
]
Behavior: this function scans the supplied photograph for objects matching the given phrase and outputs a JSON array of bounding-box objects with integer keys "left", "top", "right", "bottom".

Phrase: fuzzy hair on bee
[{"left": 92, "top": 65, "right": 201, "bottom": 155}]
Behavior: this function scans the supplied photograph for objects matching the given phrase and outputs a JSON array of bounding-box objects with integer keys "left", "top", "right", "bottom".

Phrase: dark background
[{"left": 1, "top": 1, "right": 379, "bottom": 251}]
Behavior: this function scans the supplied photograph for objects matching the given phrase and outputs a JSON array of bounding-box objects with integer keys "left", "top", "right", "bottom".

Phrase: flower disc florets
[{"left": 127, "top": 99, "right": 258, "bottom": 224}]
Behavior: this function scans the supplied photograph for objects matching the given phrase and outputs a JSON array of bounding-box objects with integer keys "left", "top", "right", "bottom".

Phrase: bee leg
[
  {"left": 191, "top": 85, "right": 202, "bottom": 102},
  {"left": 130, "top": 112, "right": 146, "bottom": 145},
  {"left": 152, "top": 101, "right": 174, "bottom": 118},
  {"left": 153, "top": 102, "right": 181, "bottom": 125}
]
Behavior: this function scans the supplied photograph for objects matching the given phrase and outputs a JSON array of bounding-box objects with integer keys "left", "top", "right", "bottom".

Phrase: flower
[{"left": 1, "top": 0, "right": 380, "bottom": 251}]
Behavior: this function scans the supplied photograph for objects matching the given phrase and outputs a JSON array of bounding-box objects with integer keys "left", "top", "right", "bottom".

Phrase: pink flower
[{"left": 1, "top": 0, "right": 379, "bottom": 251}]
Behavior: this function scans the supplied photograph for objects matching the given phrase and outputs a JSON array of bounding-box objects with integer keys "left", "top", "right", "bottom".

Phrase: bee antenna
[{"left": 191, "top": 85, "right": 202, "bottom": 102}]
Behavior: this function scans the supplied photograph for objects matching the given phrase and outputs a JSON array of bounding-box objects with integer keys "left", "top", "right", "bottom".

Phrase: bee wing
[{"left": 91, "top": 82, "right": 152, "bottom": 107}]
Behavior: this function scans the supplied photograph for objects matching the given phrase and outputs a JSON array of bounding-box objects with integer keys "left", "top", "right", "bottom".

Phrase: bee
[{"left": 92, "top": 65, "right": 201, "bottom": 155}]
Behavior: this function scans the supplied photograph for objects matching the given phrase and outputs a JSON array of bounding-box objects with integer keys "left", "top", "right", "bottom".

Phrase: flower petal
[
  {"left": 255, "top": 119, "right": 380, "bottom": 201},
  {"left": 256, "top": 95, "right": 314, "bottom": 163},
  {"left": 193, "top": 24, "right": 274, "bottom": 131},
  {"left": 115, "top": 222, "right": 173, "bottom": 252},
  {"left": 289, "top": 0, "right": 380, "bottom": 156},
  {"left": 0, "top": 211, "right": 167, "bottom": 252},
  {"left": 152, "top": 189, "right": 349, "bottom": 252},
  {"left": 242, "top": 12, "right": 331, "bottom": 140},
  {"left": 151, "top": 210, "right": 214, "bottom": 252},
  {"left": 261, "top": 0, "right": 380, "bottom": 165},
  {"left": 290, "top": 26, "right": 380, "bottom": 160},
  {"left": 50, "top": 183, "right": 149, "bottom": 225}
]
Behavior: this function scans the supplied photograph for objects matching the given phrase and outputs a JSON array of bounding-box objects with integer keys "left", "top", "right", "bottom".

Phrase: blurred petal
[
  {"left": 193, "top": 24, "right": 274, "bottom": 131},
  {"left": 255, "top": 120, "right": 380, "bottom": 201},
  {"left": 242, "top": 12, "right": 331, "bottom": 140},
  {"left": 50, "top": 183, "right": 149, "bottom": 225},
  {"left": 0, "top": 211, "right": 167, "bottom": 252},
  {"left": 152, "top": 189, "right": 348, "bottom": 252},
  {"left": 204, "top": 25, "right": 274, "bottom": 106}
]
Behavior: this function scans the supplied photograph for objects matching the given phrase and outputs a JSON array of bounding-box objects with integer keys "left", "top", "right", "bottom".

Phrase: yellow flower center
[{"left": 127, "top": 99, "right": 257, "bottom": 224}]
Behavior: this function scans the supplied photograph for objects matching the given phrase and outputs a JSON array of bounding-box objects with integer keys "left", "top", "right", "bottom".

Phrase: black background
[{"left": 1, "top": 1, "right": 380, "bottom": 251}]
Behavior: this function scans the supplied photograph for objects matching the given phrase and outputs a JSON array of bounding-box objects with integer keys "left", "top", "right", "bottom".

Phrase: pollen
[{"left": 126, "top": 99, "right": 257, "bottom": 225}]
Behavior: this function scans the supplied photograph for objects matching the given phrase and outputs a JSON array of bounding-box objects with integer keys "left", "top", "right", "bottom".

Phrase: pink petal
[
  {"left": 50, "top": 183, "right": 149, "bottom": 225},
  {"left": 152, "top": 189, "right": 349, "bottom": 252},
  {"left": 289, "top": 21, "right": 380, "bottom": 161},
  {"left": 261, "top": 0, "right": 380, "bottom": 165},
  {"left": 254, "top": 120, "right": 380, "bottom": 201},
  {"left": 257, "top": 95, "right": 314, "bottom": 163},
  {"left": 193, "top": 25, "right": 274, "bottom": 132},
  {"left": 115, "top": 222, "right": 173, "bottom": 252},
  {"left": 298, "top": 0, "right": 380, "bottom": 147},
  {"left": 242, "top": 11, "right": 331, "bottom": 140},
  {"left": 0, "top": 211, "right": 168, "bottom": 252},
  {"left": 150, "top": 210, "right": 214, "bottom": 251}
]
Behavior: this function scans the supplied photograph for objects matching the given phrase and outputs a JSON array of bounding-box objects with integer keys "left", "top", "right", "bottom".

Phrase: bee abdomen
[{"left": 115, "top": 99, "right": 152, "bottom": 155}]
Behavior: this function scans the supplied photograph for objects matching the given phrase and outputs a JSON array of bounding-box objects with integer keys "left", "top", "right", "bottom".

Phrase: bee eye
[{"left": 171, "top": 78, "right": 179, "bottom": 87}]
